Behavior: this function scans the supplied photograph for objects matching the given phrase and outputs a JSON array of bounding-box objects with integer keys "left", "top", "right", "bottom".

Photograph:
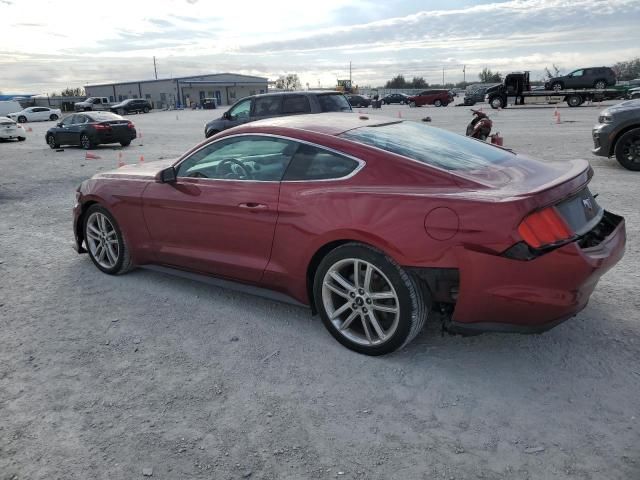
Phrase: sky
[{"left": 1, "top": 0, "right": 639, "bottom": 94}]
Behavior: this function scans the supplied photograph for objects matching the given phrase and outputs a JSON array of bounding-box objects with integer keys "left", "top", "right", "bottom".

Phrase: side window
[
  {"left": 60, "top": 116, "right": 74, "bottom": 126},
  {"left": 283, "top": 143, "right": 360, "bottom": 181},
  {"left": 254, "top": 96, "right": 282, "bottom": 116},
  {"left": 33, "top": 107, "right": 47, "bottom": 112},
  {"left": 282, "top": 95, "right": 311, "bottom": 114},
  {"left": 572, "top": 70, "right": 584, "bottom": 77},
  {"left": 176, "top": 136, "right": 297, "bottom": 181},
  {"left": 228, "top": 98, "right": 251, "bottom": 121},
  {"left": 94, "top": 98, "right": 102, "bottom": 104},
  {"left": 317, "top": 94, "right": 351, "bottom": 112}
]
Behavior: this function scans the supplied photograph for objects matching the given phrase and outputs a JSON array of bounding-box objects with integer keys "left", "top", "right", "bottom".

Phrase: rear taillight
[
  {"left": 94, "top": 123, "right": 111, "bottom": 131},
  {"left": 518, "top": 207, "right": 572, "bottom": 248},
  {"left": 127, "top": 122, "right": 134, "bottom": 129}
]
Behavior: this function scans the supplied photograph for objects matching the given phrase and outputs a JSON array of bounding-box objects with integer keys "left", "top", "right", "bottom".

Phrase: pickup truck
[{"left": 74, "top": 97, "right": 112, "bottom": 112}]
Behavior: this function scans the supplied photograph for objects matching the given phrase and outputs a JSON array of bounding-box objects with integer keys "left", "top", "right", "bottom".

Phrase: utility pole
[
  {"left": 349, "top": 61, "right": 352, "bottom": 85},
  {"left": 442, "top": 67, "right": 445, "bottom": 86},
  {"left": 153, "top": 56, "right": 158, "bottom": 80},
  {"left": 463, "top": 65, "right": 466, "bottom": 84}
]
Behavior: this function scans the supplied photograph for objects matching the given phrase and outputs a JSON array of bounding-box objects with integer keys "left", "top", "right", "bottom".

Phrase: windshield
[
  {"left": 340, "top": 121, "right": 512, "bottom": 171},
  {"left": 318, "top": 93, "right": 351, "bottom": 112}
]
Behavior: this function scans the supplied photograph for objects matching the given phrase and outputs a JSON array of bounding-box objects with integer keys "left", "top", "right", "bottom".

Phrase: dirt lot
[{"left": 1, "top": 101, "right": 638, "bottom": 479}]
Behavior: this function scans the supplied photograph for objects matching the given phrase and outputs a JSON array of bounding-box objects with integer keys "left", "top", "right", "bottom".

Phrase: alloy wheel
[
  {"left": 47, "top": 135, "right": 56, "bottom": 148},
  {"left": 85, "top": 212, "right": 120, "bottom": 269},
  {"left": 81, "top": 135, "right": 91, "bottom": 149},
  {"left": 321, "top": 258, "right": 400, "bottom": 346},
  {"left": 621, "top": 137, "right": 640, "bottom": 165}
]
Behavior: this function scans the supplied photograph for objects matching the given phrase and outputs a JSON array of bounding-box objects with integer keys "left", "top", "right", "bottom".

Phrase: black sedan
[
  {"left": 346, "top": 94, "right": 372, "bottom": 108},
  {"left": 110, "top": 99, "right": 152, "bottom": 115},
  {"left": 46, "top": 112, "right": 137, "bottom": 150},
  {"left": 382, "top": 93, "right": 409, "bottom": 105}
]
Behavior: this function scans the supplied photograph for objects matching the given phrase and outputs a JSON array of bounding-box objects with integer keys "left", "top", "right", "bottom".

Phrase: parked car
[
  {"left": 8, "top": 106, "right": 61, "bottom": 123},
  {"left": 0, "top": 116, "right": 26, "bottom": 141},
  {"left": 46, "top": 112, "right": 136, "bottom": 150},
  {"left": 463, "top": 84, "right": 500, "bottom": 106},
  {"left": 346, "top": 94, "right": 372, "bottom": 108},
  {"left": 592, "top": 99, "right": 640, "bottom": 170},
  {"left": 381, "top": 93, "right": 410, "bottom": 105},
  {"left": 109, "top": 99, "right": 152, "bottom": 115},
  {"left": 629, "top": 87, "right": 640, "bottom": 99},
  {"left": 544, "top": 67, "right": 616, "bottom": 91},
  {"left": 74, "top": 97, "right": 112, "bottom": 112},
  {"left": 73, "top": 113, "right": 625, "bottom": 355},
  {"left": 407, "top": 89, "right": 453, "bottom": 107},
  {"left": 204, "top": 91, "right": 352, "bottom": 137},
  {"left": 201, "top": 98, "right": 218, "bottom": 109}
]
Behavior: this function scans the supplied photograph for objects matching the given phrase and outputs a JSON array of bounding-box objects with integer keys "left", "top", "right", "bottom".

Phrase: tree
[
  {"left": 478, "top": 68, "right": 502, "bottom": 83},
  {"left": 275, "top": 74, "right": 301, "bottom": 91},
  {"left": 410, "top": 76, "right": 428, "bottom": 88},
  {"left": 612, "top": 57, "right": 640, "bottom": 81},
  {"left": 385, "top": 75, "right": 408, "bottom": 89},
  {"left": 544, "top": 64, "right": 562, "bottom": 79}
]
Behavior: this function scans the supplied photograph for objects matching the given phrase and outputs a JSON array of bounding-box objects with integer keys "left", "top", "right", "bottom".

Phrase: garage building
[{"left": 84, "top": 73, "right": 268, "bottom": 109}]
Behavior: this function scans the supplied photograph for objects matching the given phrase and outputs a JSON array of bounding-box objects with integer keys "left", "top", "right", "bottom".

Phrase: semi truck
[{"left": 485, "top": 72, "right": 621, "bottom": 109}]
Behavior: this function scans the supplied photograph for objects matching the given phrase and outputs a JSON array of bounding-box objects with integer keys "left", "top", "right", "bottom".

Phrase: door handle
[{"left": 238, "top": 202, "right": 268, "bottom": 210}]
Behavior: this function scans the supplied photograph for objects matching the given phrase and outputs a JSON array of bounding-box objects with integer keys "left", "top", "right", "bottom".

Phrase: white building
[{"left": 84, "top": 73, "right": 268, "bottom": 108}]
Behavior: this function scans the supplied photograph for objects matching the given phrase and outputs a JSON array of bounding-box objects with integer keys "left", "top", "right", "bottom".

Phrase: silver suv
[{"left": 204, "top": 91, "right": 352, "bottom": 138}]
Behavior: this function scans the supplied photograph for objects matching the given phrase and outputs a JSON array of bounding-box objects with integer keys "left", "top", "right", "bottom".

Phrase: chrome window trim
[{"left": 174, "top": 132, "right": 366, "bottom": 183}]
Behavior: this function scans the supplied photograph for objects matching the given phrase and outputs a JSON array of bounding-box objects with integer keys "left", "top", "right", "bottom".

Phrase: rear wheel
[
  {"left": 80, "top": 134, "right": 93, "bottom": 150},
  {"left": 18, "top": 115, "right": 27, "bottom": 123},
  {"left": 83, "top": 205, "right": 133, "bottom": 275},
  {"left": 47, "top": 134, "right": 59, "bottom": 149},
  {"left": 50, "top": 114, "right": 59, "bottom": 120},
  {"left": 120, "top": 140, "right": 131, "bottom": 147},
  {"left": 313, "top": 243, "right": 428, "bottom": 355},
  {"left": 118, "top": 108, "right": 125, "bottom": 115},
  {"left": 567, "top": 95, "right": 582, "bottom": 107},
  {"left": 434, "top": 99, "right": 442, "bottom": 107},
  {"left": 614, "top": 128, "right": 640, "bottom": 171},
  {"left": 143, "top": 106, "right": 150, "bottom": 113},
  {"left": 594, "top": 80, "right": 607, "bottom": 89}
]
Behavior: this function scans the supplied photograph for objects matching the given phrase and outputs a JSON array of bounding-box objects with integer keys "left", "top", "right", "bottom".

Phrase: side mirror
[
  {"left": 156, "top": 166, "right": 177, "bottom": 183},
  {"left": 223, "top": 111, "right": 231, "bottom": 120},
  {"left": 57, "top": 122, "right": 63, "bottom": 127}
]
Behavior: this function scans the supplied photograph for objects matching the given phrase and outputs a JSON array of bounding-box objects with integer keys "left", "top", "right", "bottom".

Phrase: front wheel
[
  {"left": 18, "top": 116, "right": 27, "bottom": 123},
  {"left": 434, "top": 99, "right": 442, "bottom": 107},
  {"left": 614, "top": 128, "right": 640, "bottom": 171},
  {"left": 47, "top": 134, "right": 59, "bottom": 149},
  {"left": 143, "top": 106, "right": 150, "bottom": 113},
  {"left": 551, "top": 82, "right": 563, "bottom": 91},
  {"left": 50, "top": 114, "right": 59, "bottom": 121},
  {"left": 567, "top": 95, "right": 582, "bottom": 107},
  {"left": 120, "top": 140, "right": 131, "bottom": 147},
  {"left": 83, "top": 205, "right": 133, "bottom": 275},
  {"left": 489, "top": 96, "right": 504, "bottom": 109},
  {"left": 409, "top": 101, "right": 416, "bottom": 108},
  {"left": 313, "top": 243, "right": 429, "bottom": 355}
]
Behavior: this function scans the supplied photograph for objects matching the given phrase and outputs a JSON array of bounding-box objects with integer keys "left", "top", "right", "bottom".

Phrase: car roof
[
  {"left": 229, "top": 112, "right": 400, "bottom": 136},
  {"left": 251, "top": 90, "right": 343, "bottom": 100}
]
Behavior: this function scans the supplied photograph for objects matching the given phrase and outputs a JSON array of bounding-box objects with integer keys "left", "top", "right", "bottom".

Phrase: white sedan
[
  {"left": 8, "top": 106, "right": 62, "bottom": 123},
  {"left": 0, "top": 116, "right": 26, "bottom": 141}
]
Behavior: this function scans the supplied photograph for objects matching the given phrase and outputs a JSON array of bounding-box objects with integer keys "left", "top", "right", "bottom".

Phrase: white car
[
  {"left": 0, "top": 116, "right": 26, "bottom": 141},
  {"left": 8, "top": 106, "right": 62, "bottom": 123}
]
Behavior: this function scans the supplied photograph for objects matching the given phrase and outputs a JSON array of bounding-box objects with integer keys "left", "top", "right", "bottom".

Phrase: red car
[
  {"left": 408, "top": 89, "right": 453, "bottom": 107},
  {"left": 73, "top": 114, "right": 625, "bottom": 355}
]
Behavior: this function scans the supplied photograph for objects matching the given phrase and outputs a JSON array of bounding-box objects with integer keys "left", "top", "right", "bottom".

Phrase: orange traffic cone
[
  {"left": 85, "top": 152, "right": 101, "bottom": 160},
  {"left": 139, "top": 155, "right": 145, "bottom": 164},
  {"left": 26, "top": 126, "right": 33, "bottom": 132},
  {"left": 117, "top": 152, "right": 125, "bottom": 168}
]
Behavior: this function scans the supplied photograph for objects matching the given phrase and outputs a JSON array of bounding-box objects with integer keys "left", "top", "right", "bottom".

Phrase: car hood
[
  {"left": 93, "top": 159, "right": 176, "bottom": 180},
  {"left": 601, "top": 99, "right": 640, "bottom": 115}
]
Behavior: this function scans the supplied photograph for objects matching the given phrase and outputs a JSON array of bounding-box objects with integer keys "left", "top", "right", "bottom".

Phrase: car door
[
  {"left": 223, "top": 97, "right": 252, "bottom": 129},
  {"left": 566, "top": 70, "right": 583, "bottom": 89},
  {"left": 34, "top": 107, "right": 50, "bottom": 121},
  {"left": 56, "top": 115, "right": 76, "bottom": 144},
  {"left": 142, "top": 135, "right": 298, "bottom": 282},
  {"left": 67, "top": 114, "right": 90, "bottom": 145}
]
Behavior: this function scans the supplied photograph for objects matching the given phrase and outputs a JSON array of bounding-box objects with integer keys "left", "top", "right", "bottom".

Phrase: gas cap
[{"left": 424, "top": 207, "right": 459, "bottom": 241}]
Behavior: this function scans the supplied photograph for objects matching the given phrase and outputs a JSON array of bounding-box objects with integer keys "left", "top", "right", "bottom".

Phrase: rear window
[
  {"left": 340, "top": 121, "right": 512, "bottom": 171},
  {"left": 317, "top": 94, "right": 351, "bottom": 112},
  {"left": 87, "top": 112, "right": 122, "bottom": 121}
]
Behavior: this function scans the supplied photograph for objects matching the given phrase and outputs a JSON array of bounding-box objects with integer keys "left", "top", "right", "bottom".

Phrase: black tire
[
  {"left": 118, "top": 108, "right": 125, "bottom": 115},
  {"left": 120, "top": 140, "right": 131, "bottom": 147},
  {"left": 18, "top": 115, "right": 27, "bottom": 123},
  {"left": 614, "top": 128, "right": 640, "bottom": 171},
  {"left": 50, "top": 114, "right": 59, "bottom": 121},
  {"left": 434, "top": 99, "right": 442, "bottom": 107},
  {"left": 17, "top": 137, "right": 25, "bottom": 142},
  {"left": 313, "top": 243, "right": 429, "bottom": 356},
  {"left": 551, "top": 82, "right": 563, "bottom": 91},
  {"left": 567, "top": 95, "right": 582, "bottom": 107},
  {"left": 83, "top": 204, "right": 134, "bottom": 275},
  {"left": 594, "top": 80, "right": 607, "bottom": 89},
  {"left": 80, "top": 134, "right": 94, "bottom": 150},
  {"left": 143, "top": 106, "right": 150, "bottom": 113},
  {"left": 489, "top": 96, "right": 504, "bottom": 109},
  {"left": 205, "top": 129, "right": 220, "bottom": 138},
  {"left": 47, "top": 134, "right": 59, "bottom": 149}
]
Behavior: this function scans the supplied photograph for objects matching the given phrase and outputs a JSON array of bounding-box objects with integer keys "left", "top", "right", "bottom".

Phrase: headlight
[{"left": 598, "top": 115, "right": 613, "bottom": 123}]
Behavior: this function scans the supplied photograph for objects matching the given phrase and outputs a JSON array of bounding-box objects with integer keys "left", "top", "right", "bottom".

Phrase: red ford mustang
[{"left": 73, "top": 113, "right": 625, "bottom": 355}]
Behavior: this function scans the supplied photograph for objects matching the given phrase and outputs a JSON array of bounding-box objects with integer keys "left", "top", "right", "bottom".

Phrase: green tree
[
  {"left": 410, "top": 76, "right": 428, "bottom": 88},
  {"left": 385, "top": 75, "right": 408, "bottom": 89},
  {"left": 478, "top": 68, "right": 502, "bottom": 83},
  {"left": 612, "top": 57, "right": 640, "bottom": 80}
]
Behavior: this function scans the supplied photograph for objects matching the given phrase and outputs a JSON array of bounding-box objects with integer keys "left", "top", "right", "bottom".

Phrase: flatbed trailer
[
  {"left": 486, "top": 88, "right": 620, "bottom": 109},
  {"left": 484, "top": 71, "right": 621, "bottom": 109}
]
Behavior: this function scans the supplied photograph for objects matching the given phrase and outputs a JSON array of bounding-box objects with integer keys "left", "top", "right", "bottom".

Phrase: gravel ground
[{"left": 1, "top": 100, "right": 638, "bottom": 480}]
